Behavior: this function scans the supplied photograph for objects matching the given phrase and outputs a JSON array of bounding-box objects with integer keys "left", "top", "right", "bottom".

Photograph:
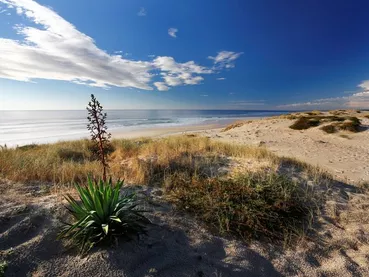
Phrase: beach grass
[{"left": 0, "top": 136, "right": 329, "bottom": 245}]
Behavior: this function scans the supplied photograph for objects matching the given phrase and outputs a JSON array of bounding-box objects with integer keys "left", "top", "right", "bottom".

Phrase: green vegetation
[
  {"left": 165, "top": 172, "right": 318, "bottom": 242},
  {"left": 320, "top": 117, "right": 361, "bottom": 134},
  {"left": 58, "top": 177, "right": 148, "bottom": 254},
  {"left": 0, "top": 261, "right": 7, "bottom": 277},
  {"left": 320, "top": 124, "right": 336, "bottom": 134},
  {"left": 289, "top": 115, "right": 362, "bottom": 133},
  {"left": 289, "top": 117, "right": 320, "bottom": 130}
]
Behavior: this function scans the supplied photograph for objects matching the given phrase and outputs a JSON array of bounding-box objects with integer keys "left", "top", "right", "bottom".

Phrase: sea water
[{"left": 0, "top": 110, "right": 289, "bottom": 147}]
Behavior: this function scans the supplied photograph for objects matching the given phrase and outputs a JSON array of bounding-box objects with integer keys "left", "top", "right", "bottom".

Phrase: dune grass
[
  {"left": 0, "top": 136, "right": 328, "bottom": 245},
  {"left": 289, "top": 115, "right": 362, "bottom": 132},
  {"left": 221, "top": 121, "right": 252, "bottom": 132},
  {"left": 289, "top": 117, "right": 321, "bottom": 130}
]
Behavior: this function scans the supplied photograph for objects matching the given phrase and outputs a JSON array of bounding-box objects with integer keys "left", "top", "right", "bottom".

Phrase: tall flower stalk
[{"left": 86, "top": 94, "right": 111, "bottom": 181}]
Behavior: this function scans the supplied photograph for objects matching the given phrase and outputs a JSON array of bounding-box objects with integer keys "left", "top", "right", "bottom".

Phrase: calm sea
[{"left": 0, "top": 110, "right": 289, "bottom": 147}]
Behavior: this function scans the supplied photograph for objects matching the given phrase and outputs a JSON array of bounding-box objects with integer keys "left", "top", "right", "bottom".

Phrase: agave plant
[{"left": 58, "top": 177, "right": 149, "bottom": 254}]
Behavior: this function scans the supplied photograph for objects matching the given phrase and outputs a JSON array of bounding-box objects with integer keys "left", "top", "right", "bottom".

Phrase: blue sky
[{"left": 0, "top": 0, "right": 369, "bottom": 110}]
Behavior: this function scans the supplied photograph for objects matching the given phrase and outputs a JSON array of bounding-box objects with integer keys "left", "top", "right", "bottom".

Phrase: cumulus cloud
[
  {"left": 137, "top": 7, "right": 146, "bottom": 16},
  {"left": 279, "top": 80, "right": 369, "bottom": 109},
  {"left": 0, "top": 0, "right": 241, "bottom": 92},
  {"left": 168, "top": 28, "right": 178, "bottom": 38},
  {"left": 216, "top": 77, "right": 226, "bottom": 80},
  {"left": 153, "top": 56, "right": 212, "bottom": 90},
  {"left": 208, "top": 51, "right": 243, "bottom": 69}
]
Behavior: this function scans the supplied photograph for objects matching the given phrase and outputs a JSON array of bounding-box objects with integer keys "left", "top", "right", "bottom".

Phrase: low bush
[
  {"left": 165, "top": 172, "right": 318, "bottom": 243},
  {"left": 321, "top": 124, "right": 337, "bottom": 134},
  {"left": 289, "top": 117, "right": 320, "bottom": 130},
  {"left": 58, "top": 177, "right": 149, "bottom": 254}
]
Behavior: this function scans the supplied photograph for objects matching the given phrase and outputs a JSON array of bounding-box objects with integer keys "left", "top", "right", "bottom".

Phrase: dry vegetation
[
  {"left": 0, "top": 136, "right": 330, "bottom": 245},
  {"left": 221, "top": 120, "right": 252, "bottom": 132}
]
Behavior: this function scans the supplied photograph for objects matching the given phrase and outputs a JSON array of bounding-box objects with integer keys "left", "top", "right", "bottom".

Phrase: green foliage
[
  {"left": 0, "top": 261, "right": 7, "bottom": 277},
  {"left": 87, "top": 94, "right": 111, "bottom": 181},
  {"left": 58, "top": 177, "right": 149, "bottom": 254}
]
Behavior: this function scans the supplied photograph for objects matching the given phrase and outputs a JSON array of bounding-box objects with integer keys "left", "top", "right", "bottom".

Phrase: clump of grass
[
  {"left": 289, "top": 117, "right": 320, "bottom": 130},
  {"left": 320, "top": 124, "right": 337, "bottom": 134},
  {"left": 222, "top": 121, "right": 246, "bottom": 132},
  {"left": 364, "top": 115, "right": 369, "bottom": 119},
  {"left": 306, "top": 110, "right": 322, "bottom": 116},
  {"left": 58, "top": 177, "right": 149, "bottom": 254},
  {"left": 164, "top": 172, "right": 318, "bottom": 243}
]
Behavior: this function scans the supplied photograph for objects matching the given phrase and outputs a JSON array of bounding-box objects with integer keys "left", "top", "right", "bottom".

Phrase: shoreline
[{"left": 2, "top": 117, "right": 263, "bottom": 147}]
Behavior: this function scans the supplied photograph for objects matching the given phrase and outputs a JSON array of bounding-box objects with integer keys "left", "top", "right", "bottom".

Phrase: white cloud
[
  {"left": 216, "top": 77, "right": 226, "bottom": 80},
  {"left": 0, "top": 0, "right": 241, "bottom": 92},
  {"left": 168, "top": 28, "right": 178, "bottom": 38},
  {"left": 154, "top": 82, "right": 169, "bottom": 91},
  {"left": 137, "top": 7, "right": 146, "bottom": 16},
  {"left": 208, "top": 51, "right": 243, "bottom": 69},
  {"left": 0, "top": 0, "right": 153, "bottom": 90},
  {"left": 153, "top": 56, "right": 212, "bottom": 90},
  {"left": 358, "top": 80, "right": 369, "bottom": 91}
]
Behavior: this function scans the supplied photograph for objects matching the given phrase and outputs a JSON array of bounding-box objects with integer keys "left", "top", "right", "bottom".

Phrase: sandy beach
[
  {"left": 196, "top": 113, "right": 369, "bottom": 184},
  {"left": 1, "top": 110, "right": 369, "bottom": 277}
]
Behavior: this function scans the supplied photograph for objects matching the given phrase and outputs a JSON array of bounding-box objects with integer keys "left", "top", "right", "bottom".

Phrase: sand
[
  {"left": 1, "top": 112, "right": 369, "bottom": 276},
  {"left": 197, "top": 115, "right": 369, "bottom": 184}
]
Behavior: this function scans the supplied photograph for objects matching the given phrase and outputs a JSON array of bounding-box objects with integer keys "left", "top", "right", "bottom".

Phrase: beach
[{"left": 1, "top": 110, "right": 369, "bottom": 276}]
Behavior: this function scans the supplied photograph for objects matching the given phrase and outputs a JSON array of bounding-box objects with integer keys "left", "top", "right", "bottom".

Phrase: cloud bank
[
  {"left": 0, "top": 0, "right": 242, "bottom": 91},
  {"left": 279, "top": 81, "right": 369, "bottom": 109}
]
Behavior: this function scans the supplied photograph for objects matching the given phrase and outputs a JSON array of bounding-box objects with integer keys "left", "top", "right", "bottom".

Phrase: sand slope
[
  {"left": 201, "top": 116, "right": 369, "bottom": 184},
  {"left": 2, "top": 175, "right": 369, "bottom": 276}
]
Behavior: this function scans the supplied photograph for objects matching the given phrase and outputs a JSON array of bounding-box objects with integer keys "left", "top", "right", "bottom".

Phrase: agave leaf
[
  {"left": 110, "top": 216, "right": 122, "bottom": 223},
  {"left": 102, "top": 224, "right": 109, "bottom": 235},
  {"left": 76, "top": 185, "right": 94, "bottom": 211},
  {"left": 93, "top": 190, "right": 105, "bottom": 220}
]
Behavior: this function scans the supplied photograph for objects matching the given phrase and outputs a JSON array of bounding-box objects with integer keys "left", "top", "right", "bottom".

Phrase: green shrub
[
  {"left": 165, "top": 172, "right": 318, "bottom": 243},
  {"left": 289, "top": 117, "right": 320, "bottom": 130},
  {"left": 0, "top": 261, "right": 7, "bottom": 277},
  {"left": 58, "top": 177, "right": 149, "bottom": 254},
  {"left": 321, "top": 124, "right": 337, "bottom": 134}
]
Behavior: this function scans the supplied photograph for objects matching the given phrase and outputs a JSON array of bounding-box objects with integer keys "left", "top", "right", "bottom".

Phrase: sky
[{"left": 0, "top": 0, "right": 369, "bottom": 110}]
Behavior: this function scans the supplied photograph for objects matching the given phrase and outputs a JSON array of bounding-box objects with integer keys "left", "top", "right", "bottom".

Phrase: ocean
[{"left": 0, "top": 110, "right": 289, "bottom": 147}]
